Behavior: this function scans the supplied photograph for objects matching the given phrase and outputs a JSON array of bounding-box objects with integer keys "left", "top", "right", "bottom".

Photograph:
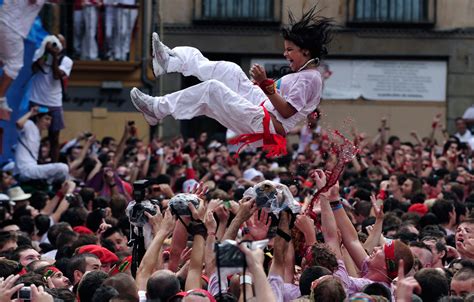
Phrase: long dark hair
[{"left": 281, "top": 5, "right": 334, "bottom": 60}]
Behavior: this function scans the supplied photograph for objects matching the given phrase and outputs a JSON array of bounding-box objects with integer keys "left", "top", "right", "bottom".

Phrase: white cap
[{"left": 243, "top": 168, "right": 264, "bottom": 181}]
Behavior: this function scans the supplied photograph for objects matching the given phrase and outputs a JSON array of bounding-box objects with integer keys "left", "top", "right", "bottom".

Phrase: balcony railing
[
  {"left": 39, "top": 2, "right": 141, "bottom": 62},
  {"left": 194, "top": 0, "right": 282, "bottom": 24},
  {"left": 346, "top": 0, "right": 436, "bottom": 27}
]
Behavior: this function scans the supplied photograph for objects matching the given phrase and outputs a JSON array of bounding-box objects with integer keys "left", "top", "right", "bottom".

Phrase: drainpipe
[{"left": 140, "top": 0, "right": 157, "bottom": 139}]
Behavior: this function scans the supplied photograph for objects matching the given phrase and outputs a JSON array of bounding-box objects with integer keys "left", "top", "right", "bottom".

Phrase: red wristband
[
  {"left": 259, "top": 79, "right": 276, "bottom": 95},
  {"left": 56, "top": 192, "right": 64, "bottom": 200}
]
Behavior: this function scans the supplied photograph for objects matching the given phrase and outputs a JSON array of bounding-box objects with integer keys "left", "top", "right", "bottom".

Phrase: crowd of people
[
  {"left": 1, "top": 2, "right": 474, "bottom": 302},
  {"left": 0, "top": 106, "right": 473, "bottom": 302}
]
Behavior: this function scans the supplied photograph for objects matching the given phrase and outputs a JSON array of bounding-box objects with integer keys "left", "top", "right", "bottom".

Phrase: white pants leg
[
  {"left": 82, "top": 5, "right": 98, "bottom": 60},
  {"left": 20, "top": 163, "right": 69, "bottom": 184},
  {"left": 73, "top": 10, "right": 83, "bottom": 56},
  {"left": 120, "top": 8, "right": 138, "bottom": 61},
  {"left": 105, "top": 5, "right": 116, "bottom": 58},
  {"left": 167, "top": 46, "right": 267, "bottom": 106},
  {"left": 151, "top": 79, "right": 275, "bottom": 137}
]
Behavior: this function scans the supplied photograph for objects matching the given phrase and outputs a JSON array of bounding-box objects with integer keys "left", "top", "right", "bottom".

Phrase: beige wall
[
  {"left": 61, "top": 110, "right": 150, "bottom": 143},
  {"left": 161, "top": 0, "right": 474, "bottom": 29},
  {"left": 437, "top": 0, "right": 474, "bottom": 29},
  {"left": 318, "top": 100, "right": 446, "bottom": 143}
]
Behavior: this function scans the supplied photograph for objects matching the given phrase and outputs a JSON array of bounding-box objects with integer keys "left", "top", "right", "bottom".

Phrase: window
[
  {"left": 195, "top": 0, "right": 280, "bottom": 23},
  {"left": 347, "top": 0, "right": 436, "bottom": 26}
]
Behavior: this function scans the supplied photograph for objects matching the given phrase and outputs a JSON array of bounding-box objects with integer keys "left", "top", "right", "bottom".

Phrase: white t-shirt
[
  {"left": 0, "top": 0, "right": 45, "bottom": 38},
  {"left": 265, "top": 69, "right": 322, "bottom": 133},
  {"left": 455, "top": 130, "right": 473, "bottom": 143},
  {"left": 15, "top": 120, "right": 40, "bottom": 173},
  {"left": 30, "top": 55, "right": 73, "bottom": 107}
]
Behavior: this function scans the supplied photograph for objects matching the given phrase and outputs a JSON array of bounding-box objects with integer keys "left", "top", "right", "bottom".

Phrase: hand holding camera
[{"left": 0, "top": 274, "right": 24, "bottom": 302}]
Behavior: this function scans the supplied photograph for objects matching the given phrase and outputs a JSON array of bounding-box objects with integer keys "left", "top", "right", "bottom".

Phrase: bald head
[{"left": 146, "top": 270, "right": 180, "bottom": 301}]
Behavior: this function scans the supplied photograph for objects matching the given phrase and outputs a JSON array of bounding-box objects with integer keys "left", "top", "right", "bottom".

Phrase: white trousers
[
  {"left": 153, "top": 47, "right": 275, "bottom": 136},
  {"left": 0, "top": 24, "right": 24, "bottom": 79},
  {"left": 73, "top": 10, "right": 84, "bottom": 56},
  {"left": 115, "top": 8, "right": 138, "bottom": 61},
  {"left": 81, "top": 5, "right": 98, "bottom": 60},
  {"left": 19, "top": 162, "right": 69, "bottom": 184},
  {"left": 104, "top": 5, "right": 117, "bottom": 58}
]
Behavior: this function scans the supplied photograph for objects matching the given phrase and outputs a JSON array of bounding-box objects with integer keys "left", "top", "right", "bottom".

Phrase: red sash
[{"left": 228, "top": 104, "right": 287, "bottom": 158}]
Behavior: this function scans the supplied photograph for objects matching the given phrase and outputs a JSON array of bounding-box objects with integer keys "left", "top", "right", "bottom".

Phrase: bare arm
[
  {"left": 269, "top": 211, "right": 290, "bottom": 277},
  {"left": 136, "top": 209, "right": 174, "bottom": 290},
  {"left": 222, "top": 198, "right": 257, "bottom": 241},
  {"left": 16, "top": 107, "right": 37, "bottom": 130},
  {"left": 332, "top": 187, "right": 368, "bottom": 269}
]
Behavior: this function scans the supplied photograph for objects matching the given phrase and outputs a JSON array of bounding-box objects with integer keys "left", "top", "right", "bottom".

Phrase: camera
[
  {"left": 17, "top": 286, "right": 31, "bottom": 300},
  {"left": 168, "top": 193, "right": 200, "bottom": 216},
  {"left": 84, "top": 132, "right": 92, "bottom": 138},
  {"left": 215, "top": 240, "right": 269, "bottom": 268},
  {"left": 126, "top": 180, "right": 160, "bottom": 227}
]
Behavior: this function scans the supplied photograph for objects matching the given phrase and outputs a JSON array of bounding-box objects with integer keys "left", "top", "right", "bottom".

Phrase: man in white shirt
[
  {"left": 30, "top": 34, "right": 73, "bottom": 162},
  {"left": 0, "top": 0, "right": 45, "bottom": 111},
  {"left": 14, "top": 106, "right": 69, "bottom": 183},
  {"left": 454, "top": 117, "right": 473, "bottom": 143}
]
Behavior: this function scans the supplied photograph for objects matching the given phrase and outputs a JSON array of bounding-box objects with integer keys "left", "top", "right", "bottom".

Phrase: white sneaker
[
  {"left": 130, "top": 88, "right": 159, "bottom": 126},
  {"left": 152, "top": 32, "right": 171, "bottom": 78},
  {"left": 0, "top": 97, "right": 12, "bottom": 112}
]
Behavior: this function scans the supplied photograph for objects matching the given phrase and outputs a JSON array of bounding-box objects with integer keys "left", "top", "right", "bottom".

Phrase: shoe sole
[
  {"left": 152, "top": 33, "right": 165, "bottom": 78},
  {"left": 130, "top": 88, "right": 158, "bottom": 126}
]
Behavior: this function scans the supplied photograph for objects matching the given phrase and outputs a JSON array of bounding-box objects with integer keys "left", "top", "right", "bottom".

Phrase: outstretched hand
[{"left": 246, "top": 210, "right": 272, "bottom": 240}]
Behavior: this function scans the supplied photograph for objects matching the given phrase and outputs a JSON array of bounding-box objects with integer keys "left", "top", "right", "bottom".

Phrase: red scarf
[{"left": 228, "top": 104, "right": 287, "bottom": 158}]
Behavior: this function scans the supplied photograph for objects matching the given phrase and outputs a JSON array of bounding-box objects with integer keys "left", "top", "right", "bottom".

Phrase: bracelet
[
  {"left": 259, "top": 79, "right": 276, "bottom": 95},
  {"left": 240, "top": 275, "right": 253, "bottom": 285},
  {"left": 329, "top": 200, "right": 341, "bottom": 208},
  {"left": 331, "top": 204, "right": 343, "bottom": 211},
  {"left": 56, "top": 192, "right": 65, "bottom": 200},
  {"left": 208, "top": 231, "right": 216, "bottom": 238}
]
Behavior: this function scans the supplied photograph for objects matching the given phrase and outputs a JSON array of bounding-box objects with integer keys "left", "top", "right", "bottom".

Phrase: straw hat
[{"left": 7, "top": 186, "right": 32, "bottom": 202}]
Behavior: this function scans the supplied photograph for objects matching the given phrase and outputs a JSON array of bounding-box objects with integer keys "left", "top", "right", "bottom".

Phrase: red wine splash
[{"left": 305, "top": 130, "right": 359, "bottom": 215}]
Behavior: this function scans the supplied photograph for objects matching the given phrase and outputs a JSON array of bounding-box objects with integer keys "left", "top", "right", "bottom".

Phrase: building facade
[{"left": 57, "top": 0, "right": 474, "bottom": 143}]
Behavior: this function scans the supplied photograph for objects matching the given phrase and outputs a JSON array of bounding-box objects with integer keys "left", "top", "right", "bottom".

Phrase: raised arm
[
  {"left": 331, "top": 184, "right": 368, "bottom": 269},
  {"left": 222, "top": 197, "right": 257, "bottom": 241},
  {"left": 363, "top": 194, "right": 385, "bottom": 253},
  {"left": 319, "top": 184, "right": 343, "bottom": 259},
  {"left": 136, "top": 208, "right": 175, "bottom": 290},
  {"left": 16, "top": 107, "right": 38, "bottom": 130}
]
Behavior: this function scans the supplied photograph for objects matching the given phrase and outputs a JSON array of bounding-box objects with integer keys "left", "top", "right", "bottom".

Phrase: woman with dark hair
[{"left": 130, "top": 6, "right": 332, "bottom": 157}]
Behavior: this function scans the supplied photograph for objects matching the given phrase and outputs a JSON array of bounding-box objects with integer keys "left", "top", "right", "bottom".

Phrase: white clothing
[
  {"left": 81, "top": 5, "right": 98, "bottom": 60},
  {"left": 463, "top": 106, "right": 474, "bottom": 120},
  {"left": 104, "top": 4, "right": 117, "bottom": 58},
  {"left": 153, "top": 47, "right": 275, "bottom": 138},
  {"left": 73, "top": 10, "right": 84, "bottom": 55},
  {"left": 0, "top": 26, "right": 24, "bottom": 79},
  {"left": 41, "top": 249, "right": 57, "bottom": 261},
  {"left": 138, "top": 290, "right": 146, "bottom": 302},
  {"left": 0, "top": 0, "right": 45, "bottom": 38},
  {"left": 114, "top": 7, "right": 138, "bottom": 60},
  {"left": 269, "top": 70, "right": 322, "bottom": 132},
  {"left": 14, "top": 120, "right": 69, "bottom": 183},
  {"left": 154, "top": 46, "right": 320, "bottom": 139},
  {"left": 455, "top": 130, "right": 473, "bottom": 143},
  {"left": 30, "top": 55, "right": 73, "bottom": 107}
]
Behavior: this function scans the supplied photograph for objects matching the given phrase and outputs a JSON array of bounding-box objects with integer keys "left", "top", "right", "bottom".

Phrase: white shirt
[
  {"left": 14, "top": 120, "right": 40, "bottom": 173},
  {"left": 455, "top": 130, "right": 473, "bottom": 143},
  {"left": 30, "top": 55, "right": 73, "bottom": 107},
  {"left": 265, "top": 69, "right": 322, "bottom": 133},
  {"left": 0, "top": 0, "right": 45, "bottom": 38}
]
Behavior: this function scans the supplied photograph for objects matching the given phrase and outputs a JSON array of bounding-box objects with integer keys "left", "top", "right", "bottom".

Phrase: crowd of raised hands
[{"left": 0, "top": 113, "right": 473, "bottom": 301}]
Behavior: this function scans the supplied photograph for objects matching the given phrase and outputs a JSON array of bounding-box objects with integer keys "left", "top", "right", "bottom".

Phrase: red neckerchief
[{"left": 228, "top": 103, "right": 287, "bottom": 158}]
